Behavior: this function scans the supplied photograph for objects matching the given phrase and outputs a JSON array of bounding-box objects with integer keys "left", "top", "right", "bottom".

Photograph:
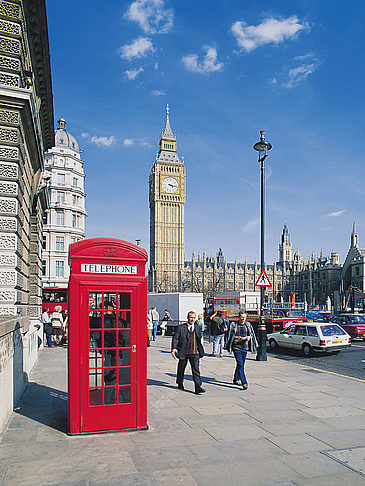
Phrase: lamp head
[{"left": 253, "top": 130, "right": 272, "bottom": 152}]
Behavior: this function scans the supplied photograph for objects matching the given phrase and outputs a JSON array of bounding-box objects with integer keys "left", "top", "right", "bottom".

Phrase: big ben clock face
[{"left": 162, "top": 176, "right": 179, "bottom": 193}]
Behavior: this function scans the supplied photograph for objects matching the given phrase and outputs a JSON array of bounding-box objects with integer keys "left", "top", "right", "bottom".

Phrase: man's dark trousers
[{"left": 177, "top": 354, "right": 202, "bottom": 392}]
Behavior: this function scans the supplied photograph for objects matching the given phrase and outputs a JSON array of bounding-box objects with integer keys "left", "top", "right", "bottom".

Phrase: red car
[{"left": 331, "top": 314, "right": 365, "bottom": 340}]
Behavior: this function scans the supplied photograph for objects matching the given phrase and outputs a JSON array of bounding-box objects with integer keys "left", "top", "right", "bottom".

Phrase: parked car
[
  {"left": 267, "top": 322, "right": 351, "bottom": 356},
  {"left": 330, "top": 314, "right": 365, "bottom": 340}
]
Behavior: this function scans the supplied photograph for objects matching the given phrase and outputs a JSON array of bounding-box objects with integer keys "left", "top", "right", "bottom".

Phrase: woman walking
[{"left": 51, "top": 305, "right": 64, "bottom": 345}]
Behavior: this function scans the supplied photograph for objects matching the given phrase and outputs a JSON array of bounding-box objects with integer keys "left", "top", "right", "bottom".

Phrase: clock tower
[{"left": 149, "top": 105, "right": 186, "bottom": 292}]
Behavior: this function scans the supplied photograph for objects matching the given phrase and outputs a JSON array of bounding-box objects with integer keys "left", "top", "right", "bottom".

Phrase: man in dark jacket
[{"left": 171, "top": 311, "right": 206, "bottom": 394}]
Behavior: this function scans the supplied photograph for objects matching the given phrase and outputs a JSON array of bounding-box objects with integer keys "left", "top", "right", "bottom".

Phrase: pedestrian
[
  {"left": 160, "top": 308, "right": 172, "bottom": 337},
  {"left": 209, "top": 310, "right": 228, "bottom": 357},
  {"left": 196, "top": 313, "right": 205, "bottom": 342},
  {"left": 226, "top": 311, "right": 251, "bottom": 390},
  {"left": 147, "top": 311, "right": 153, "bottom": 346},
  {"left": 40, "top": 307, "right": 53, "bottom": 348},
  {"left": 171, "top": 311, "right": 206, "bottom": 394},
  {"left": 51, "top": 305, "right": 64, "bottom": 345},
  {"left": 150, "top": 305, "right": 159, "bottom": 341}
]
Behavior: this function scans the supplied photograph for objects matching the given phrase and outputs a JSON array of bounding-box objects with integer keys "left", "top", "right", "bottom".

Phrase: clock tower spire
[{"left": 149, "top": 106, "right": 186, "bottom": 292}]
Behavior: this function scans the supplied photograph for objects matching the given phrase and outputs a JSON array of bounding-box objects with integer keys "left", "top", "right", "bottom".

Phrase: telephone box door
[{"left": 80, "top": 285, "right": 138, "bottom": 432}]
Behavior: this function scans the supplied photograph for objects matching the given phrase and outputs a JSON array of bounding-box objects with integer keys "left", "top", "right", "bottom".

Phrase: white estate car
[{"left": 267, "top": 322, "right": 351, "bottom": 356}]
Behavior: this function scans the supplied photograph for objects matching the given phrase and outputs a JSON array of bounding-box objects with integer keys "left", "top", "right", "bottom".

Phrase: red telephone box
[{"left": 68, "top": 238, "right": 148, "bottom": 434}]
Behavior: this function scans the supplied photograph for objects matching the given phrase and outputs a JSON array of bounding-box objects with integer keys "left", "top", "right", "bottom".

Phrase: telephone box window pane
[
  {"left": 118, "top": 293, "right": 130, "bottom": 309},
  {"left": 118, "top": 311, "right": 130, "bottom": 328},
  {"left": 89, "top": 368, "right": 102, "bottom": 387},
  {"left": 89, "top": 331, "right": 102, "bottom": 348},
  {"left": 89, "top": 349, "right": 102, "bottom": 369},
  {"left": 104, "top": 311, "right": 116, "bottom": 328},
  {"left": 104, "top": 368, "right": 117, "bottom": 386},
  {"left": 104, "top": 330, "right": 116, "bottom": 348},
  {"left": 104, "top": 349, "right": 116, "bottom": 367},
  {"left": 118, "top": 386, "right": 131, "bottom": 404},
  {"left": 118, "top": 330, "right": 130, "bottom": 347},
  {"left": 104, "top": 387, "right": 116, "bottom": 405},
  {"left": 89, "top": 389, "right": 102, "bottom": 406},
  {"left": 89, "top": 311, "right": 102, "bottom": 329},
  {"left": 118, "top": 368, "right": 131, "bottom": 386},
  {"left": 104, "top": 294, "right": 117, "bottom": 309},
  {"left": 89, "top": 293, "right": 102, "bottom": 309},
  {"left": 118, "top": 349, "right": 130, "bottom": 366}
]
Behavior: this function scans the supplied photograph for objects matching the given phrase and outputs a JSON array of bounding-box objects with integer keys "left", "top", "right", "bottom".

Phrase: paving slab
[
  {"left": 188, "top": 457, "right": 302, "bottom": 486},
  {"left": 325, "top": 446, "right": 365, "bottom": 475},
  {"left": 3, "top": 452, "right": 137, "bottom": 485},
  {"left": 268, "top": 433, "right": 332, "bottom": 454},
  {"left": 153, "top": 467, "right": 198, "bottom": 486},
  {"left": 278, "top": 451, "right": 350, "bottom": 478},
  {"left": 292, "top": 471, "right": 365, "bottom": 485}
]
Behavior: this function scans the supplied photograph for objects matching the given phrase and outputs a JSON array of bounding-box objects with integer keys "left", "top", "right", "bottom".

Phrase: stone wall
[{"left": 0, "top": 316, "right": 43, "bottom": 430}]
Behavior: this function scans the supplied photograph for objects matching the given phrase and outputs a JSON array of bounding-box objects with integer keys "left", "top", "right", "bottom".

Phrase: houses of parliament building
[{"left": 149, "top": 107, "right": 364, "bottom": 307}]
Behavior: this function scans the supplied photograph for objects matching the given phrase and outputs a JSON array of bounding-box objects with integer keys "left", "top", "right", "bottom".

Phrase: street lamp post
[{"left": 253, "top": 130, "right": 272, "bottom": 362}]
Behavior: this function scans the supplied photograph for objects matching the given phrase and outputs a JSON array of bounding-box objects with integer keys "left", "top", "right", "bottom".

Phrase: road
[{"left": 267, "top": 340, "right": 365, "bottom": 380}]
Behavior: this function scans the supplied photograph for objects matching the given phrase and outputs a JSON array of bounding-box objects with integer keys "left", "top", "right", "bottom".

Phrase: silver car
[{"left": 267, "top": 322, "right": 351, "bottom": 356}]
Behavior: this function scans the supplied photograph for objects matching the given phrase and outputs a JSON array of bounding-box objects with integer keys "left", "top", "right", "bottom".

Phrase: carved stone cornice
[{"left": 21, "top": 0, "right": 54, "bottom": 150}]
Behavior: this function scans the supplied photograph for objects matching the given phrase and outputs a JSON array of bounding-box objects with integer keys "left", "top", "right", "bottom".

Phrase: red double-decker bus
[{"left": 42, "top": 287, "right": 68, "bottom": 312}]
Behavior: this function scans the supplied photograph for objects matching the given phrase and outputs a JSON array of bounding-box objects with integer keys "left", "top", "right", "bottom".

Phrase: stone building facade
[
  {"left": 42, "top": 118, "right": 87, "bottom": 287},
  {"left": 0, "top": 0, "right": 54, "bottom": 430}
]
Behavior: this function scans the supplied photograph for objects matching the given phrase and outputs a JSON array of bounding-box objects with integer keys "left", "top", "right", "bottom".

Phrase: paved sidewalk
[{"left": 1, "top": 338, "right": 365, "bottom": 486}]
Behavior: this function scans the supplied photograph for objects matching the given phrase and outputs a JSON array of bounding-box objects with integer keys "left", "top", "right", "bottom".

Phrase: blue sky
[{"left": 46, "top": 0, "right": 365, "bottom": 265}]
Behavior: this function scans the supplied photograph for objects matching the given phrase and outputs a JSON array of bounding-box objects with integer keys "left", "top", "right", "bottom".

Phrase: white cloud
[
  {"left": 328, "top": 209, "right": 346, "bottom": 217},
  {"left": 141, "top": 139, "right": 152, "bottom": 148},
  {"left": 231, "top": 16, "right": 309, "bottom": 52},
  {"left": 154, "top": 62, "right": 159, "bottom": 70},
  {"left": 119, "top": 37, "right": 154, "bottom": 60},
  {"left": 284, "top": 62, "right": 317, "bottom": 88},
  {"left": 272, "top": 52, "right": 319, "bottom": 88},
  {"left": 125, "top": 0, "right": 174, "bottom": 34},
  {"left": 89, "top": 135, "right": 117, "bottom": 147},
  {"left": 123, "top": 138, "right": 134, "bottom": 146},
  {"left": 151, "top": 89, "right": 166, "bottom": 96},
  {"left": 125, "top": 66, "right": 144, "bottom": 80},
  {"left": 81, "top": 132, "right": 89, "bottom": 139},
  {"left": 242, "top": 218, "right": 259, "bottom": 233},
  {"left": 182, "top": 46, "right": 223, "bottom": 74}
]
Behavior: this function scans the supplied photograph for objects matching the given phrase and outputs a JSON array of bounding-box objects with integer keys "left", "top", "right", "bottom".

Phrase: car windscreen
[{"left": 320, "top": 324, "right": 346, "bottom": 336}]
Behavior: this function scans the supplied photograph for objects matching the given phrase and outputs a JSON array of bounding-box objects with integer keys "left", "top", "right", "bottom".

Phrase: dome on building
[{"left": 54, "top": 117, "right": 80, "bottom": 153}]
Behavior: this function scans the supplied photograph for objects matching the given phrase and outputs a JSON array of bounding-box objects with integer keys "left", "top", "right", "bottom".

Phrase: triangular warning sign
[{"left": 255, "top": 270, "right": 272, "bottom": 287}]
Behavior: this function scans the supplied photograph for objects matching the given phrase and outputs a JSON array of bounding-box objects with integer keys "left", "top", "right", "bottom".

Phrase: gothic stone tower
[
  {"left": 279, "top": 223, "right": 292, "bottom": 266},
  {"left": 149, "top": 106, "right": 186, "bottom": 292}
]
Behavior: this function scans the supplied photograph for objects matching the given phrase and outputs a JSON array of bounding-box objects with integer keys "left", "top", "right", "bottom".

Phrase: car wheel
[
  {"left": 269, "top": 339, "right": 278, "bottom": 350},
  {"left": 302, "top": 343, "right": 312, "bottom": 356}
]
